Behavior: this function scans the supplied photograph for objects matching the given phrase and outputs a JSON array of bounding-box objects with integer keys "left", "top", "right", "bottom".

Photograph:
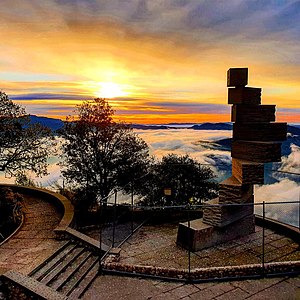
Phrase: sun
[{"left": 97, "top": 82, "right": 128, "bottom": 98}]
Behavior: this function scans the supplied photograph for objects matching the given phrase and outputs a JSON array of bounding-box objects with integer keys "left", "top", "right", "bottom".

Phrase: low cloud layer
[
  {"left": 1, "top": 128, "right": 299, "bottom": 226},
  {"left": 280, "top": 143, "right": 300, "bottom": 174},
  {"left": 255, "top": 179, "right": 300, "bottom": 226},
  {"left": 136, "top": 129, "right": 232, "bottom": 175}
]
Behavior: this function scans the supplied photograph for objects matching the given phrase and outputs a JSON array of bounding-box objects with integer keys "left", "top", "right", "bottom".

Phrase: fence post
[
  {"left": 99, "top": 197, "right": 103, "bottom": 275},
  {"left": 187, "top": 204, "right": 191, "bottom": 281},
  {"left": 298, "top": 191, "right": 300, "bottom": 230},
  {"left": 262, "top": 201, "right": 265, "bottom": 276},
  {"left": 112, "top": 190, "right": 117, "bottom": 248},
  {"left": 131, "top": 181, "right": 134, "bottom": 234}
]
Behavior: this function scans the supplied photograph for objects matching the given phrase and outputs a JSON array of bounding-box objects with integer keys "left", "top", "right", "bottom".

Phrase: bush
[{"left": 0, "top": 188, "right": 23, "bottom": 230}]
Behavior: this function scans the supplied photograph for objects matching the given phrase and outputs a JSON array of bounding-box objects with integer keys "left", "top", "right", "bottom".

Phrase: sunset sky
[{"left": 1, "top": 0, "right": 300, "bottom": 123}]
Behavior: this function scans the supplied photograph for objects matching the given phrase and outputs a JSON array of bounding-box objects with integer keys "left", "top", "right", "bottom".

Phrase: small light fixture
[{"left": 164, "top": 188, "right": 172, "bottom": 196}]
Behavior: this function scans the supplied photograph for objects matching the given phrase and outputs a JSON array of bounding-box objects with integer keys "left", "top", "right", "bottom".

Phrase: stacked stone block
[{"left": 177, "top": 68, "right": 287, "bottom": 251}]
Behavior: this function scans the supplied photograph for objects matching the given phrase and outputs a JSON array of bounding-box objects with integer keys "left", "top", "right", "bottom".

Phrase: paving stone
[
  {"left": 217, "top": 282, "right": 236, "bottom": 293},
  {"left": 266, "top": 233, "right": 287, "bottom": 241},
  {"left": 215, "top": 287, "right": 250, "bottom": 300},
  {"left": 246, "top": 280, "right": 298, "bottom": 300},
  {"left": 286, "top": 277, "right": 300, "bottom": 288},
  {"left": 0, "top": 248, "right": 19, "bottom": 261},
  {"left": 151, "top": 292, "right": 180, "bottom": 300},
  {"left": 189, "top": 284, "right": 226, "bottom": 299},
  {"left": 154, "top": 281, "right": 184, "bottom": 293},
  {"left": 270, "top": 238, "right": 294, "bottom": 248},
  {"left": 83, "top": 275, "right": 163, "bottom": 300},
  {"left": 231, "top": 277, "right": 283, "bottom": 294},
  {"left": 167, "top": 284, "right": 199, "bottom": 299}
]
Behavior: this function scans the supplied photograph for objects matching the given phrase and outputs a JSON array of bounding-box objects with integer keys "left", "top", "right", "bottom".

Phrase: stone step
[
  {"left": 67, "top": 260, "right": 99, "bottom": 299},
  {"left": 219, "top": 176, "right": 253, "bottom": 204},
  {"left": 50, "top": 251, "right": 92, "bottom": 291},
  {"left": 59, "top": 254, "right": 98, "bottom": 296},
  {"left": 30, "top": 243, "right": 77, "bottom": 281},
  {"left": 232, "top": 158, "right": 264, "bottom": 184},
  {"left": 2, "top": 270, "right": 67, "bottom": 300},
  {"left": 40, "top": 246, "right": 85, "bottom": 285},
  {"left": 28, "top": 241, "right": 71, "bottom": 277}
]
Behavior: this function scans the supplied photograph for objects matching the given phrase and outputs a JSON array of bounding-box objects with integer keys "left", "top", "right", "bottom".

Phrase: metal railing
[
  {"left": 93, "top": 167, "right": 300, "bottom": 281},
  {"left": 96, "top": 198, "right": 300, "bottom": 281}
]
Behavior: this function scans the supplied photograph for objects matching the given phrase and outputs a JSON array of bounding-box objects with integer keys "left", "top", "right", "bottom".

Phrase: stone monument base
[{"left": 177, "top": 214, "right": 255, "bottom": 251}]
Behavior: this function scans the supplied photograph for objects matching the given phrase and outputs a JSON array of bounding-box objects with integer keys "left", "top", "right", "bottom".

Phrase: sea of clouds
[{"left": 1, "top": 129, "right": 299, "bottom": 225}]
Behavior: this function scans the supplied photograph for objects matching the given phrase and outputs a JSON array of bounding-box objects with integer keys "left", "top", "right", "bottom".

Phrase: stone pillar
[{"left": 177, "top": 68, "right": 287, "bottom": 251}]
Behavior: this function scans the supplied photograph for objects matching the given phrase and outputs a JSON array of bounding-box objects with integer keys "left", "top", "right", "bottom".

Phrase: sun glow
[{"left": 96, "top": 82, "right": 128, "bottom": 98}]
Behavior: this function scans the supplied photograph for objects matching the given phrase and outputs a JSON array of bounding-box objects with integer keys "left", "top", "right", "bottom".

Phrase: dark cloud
[
  {"left": 146, "top": 102, "right": 229, "bottom": 113},
  {"left": 278, "top": 107, "right": 300, "bottom": 113},
  {"left": 3, "top": 0, "right": 298, "bottom": 39},
  {"left": 264, "top": 1, "right": 300, "bottom": 37},
  {"left": 10, "top": 93, "right": 93, "bottom": 101}
]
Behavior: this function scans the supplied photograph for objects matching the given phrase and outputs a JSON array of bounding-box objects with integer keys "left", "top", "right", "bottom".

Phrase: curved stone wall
[{"left": 0, "top": 184, "right": 74, "bottom": 233}]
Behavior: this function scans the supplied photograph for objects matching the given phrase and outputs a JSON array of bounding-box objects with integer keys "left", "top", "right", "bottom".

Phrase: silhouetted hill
[
  {"left": 287, "top": 125, "right": 300, "bottom": 136},
  {"left": 192, "top": 123, "right": 233, "bottom": 130},
  {"left": 131, "top": 124, "right": 173, "bottom": 130},
  {"left": 29, "top": 115, "right": 64, "bottom": 131},
  {"left": 26, "top": 116, "right": 300, "bottom": 141}
]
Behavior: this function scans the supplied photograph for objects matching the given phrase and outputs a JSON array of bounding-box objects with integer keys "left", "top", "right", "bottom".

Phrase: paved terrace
[
  {"left": 85, "top": 223, "right": 300, "bottom": 299},
  {"left": 1, "top": 191, "right": 300, "bottom": 299},
  {"left": 119, "top": 224, "right": 300, "bottom": 268}
]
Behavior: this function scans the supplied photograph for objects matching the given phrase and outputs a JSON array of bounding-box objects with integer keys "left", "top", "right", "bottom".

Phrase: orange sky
[{"left": 1, "top": 1, "right": 300, "bottom": 123}]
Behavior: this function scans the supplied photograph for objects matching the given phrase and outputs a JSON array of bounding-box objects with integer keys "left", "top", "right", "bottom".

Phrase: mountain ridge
[{"left": 27, "top": 115, "right": 300, "bottom": 136}]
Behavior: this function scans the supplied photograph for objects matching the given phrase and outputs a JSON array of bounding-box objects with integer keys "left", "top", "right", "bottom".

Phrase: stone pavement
[
  {"left": 84, "top": 223, "right": 300, "bottom": 299},
  {"left": 118, "top": 224, "right": 300, "bottom": 269},
  {"left": 0, "top": 194, "right": 64, "bottom": 275},
  {"left": 84, "top": 274, "right": 300, "bottom": 300}
]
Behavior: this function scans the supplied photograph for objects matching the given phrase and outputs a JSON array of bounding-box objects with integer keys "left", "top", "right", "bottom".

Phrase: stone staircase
[{"left": 28, "top": 241, "right": 100, "bottom": 299}]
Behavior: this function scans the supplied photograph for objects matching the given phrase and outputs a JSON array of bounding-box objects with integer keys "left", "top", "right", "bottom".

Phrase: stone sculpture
[{"left": 177, "top": 68, "right": 287, "bottom": 251}]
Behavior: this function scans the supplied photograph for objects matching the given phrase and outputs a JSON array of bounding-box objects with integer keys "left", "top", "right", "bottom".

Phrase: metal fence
[
  {"left": 96, "top": 169, "right": 300, "bottom": 282},
  {"left": 97, "top": 200, "right": 300, "bottom": 281}
]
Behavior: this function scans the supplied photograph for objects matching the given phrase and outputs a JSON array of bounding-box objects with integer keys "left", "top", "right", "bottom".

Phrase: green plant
[
  {"left": 61, "top": 98, "right": 150, "bottom": 210},
  {"left": 134, "top": 154, "right": 218, "bottom": 206}
]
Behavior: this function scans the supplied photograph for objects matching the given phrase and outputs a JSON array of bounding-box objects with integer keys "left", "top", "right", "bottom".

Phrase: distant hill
[
  {"left": 287, "top": 125, "right": 300, "bottom": 136},
  {"left": 192, "top": 123, "right": 233, "bottom": 130},
  {"left": 29, "top": 115, "right": 64, "bottom": 131},
  {"left": 131, "top": 124, "right": 172, "bottom": 130},
  {"left": 26, "top": 116, "right": 300, "bottom": 139},
  {"left": 291, "top": 124, "right": 300, "bottom": 129}
]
